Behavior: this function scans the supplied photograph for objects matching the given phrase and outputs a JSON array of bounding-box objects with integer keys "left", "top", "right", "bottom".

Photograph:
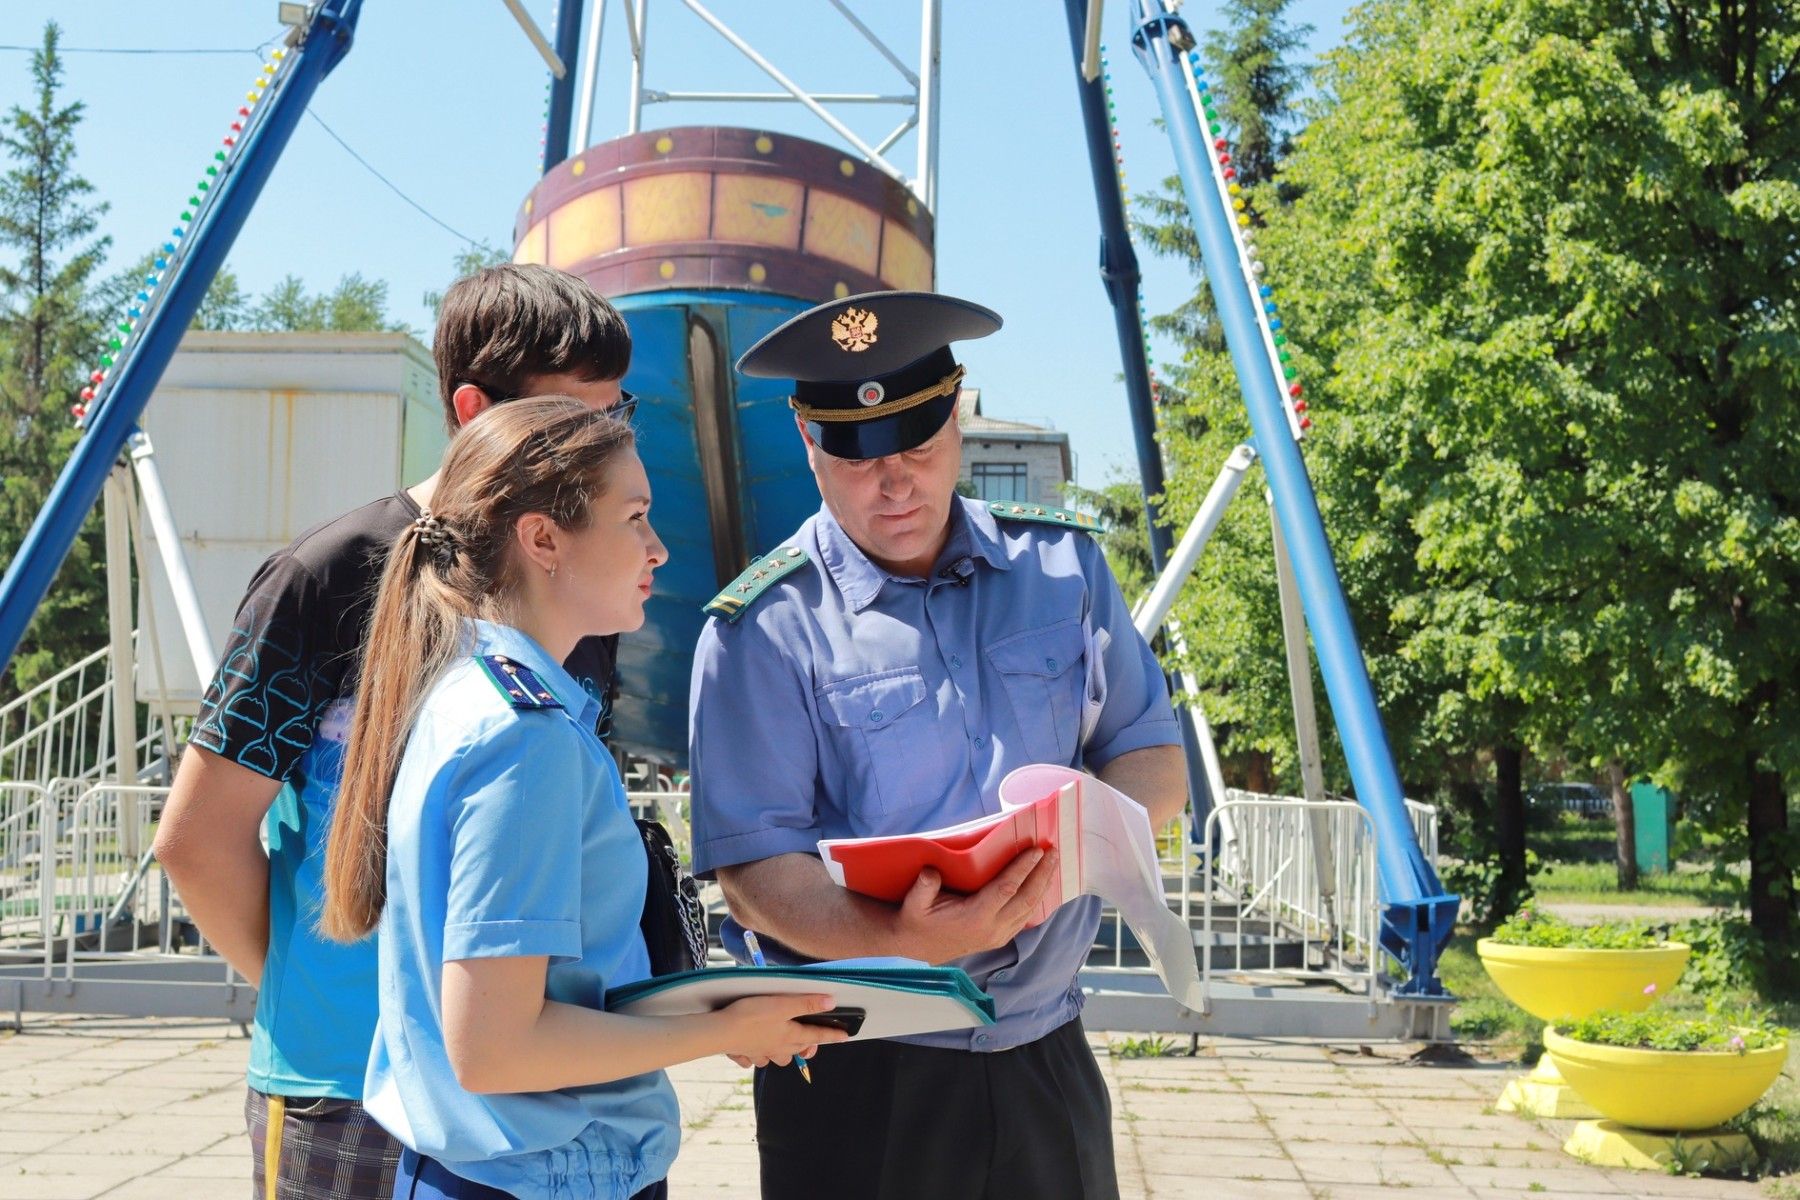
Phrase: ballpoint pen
[{"left": 741, "top": 929, "right": 812, "bottom": 1084}]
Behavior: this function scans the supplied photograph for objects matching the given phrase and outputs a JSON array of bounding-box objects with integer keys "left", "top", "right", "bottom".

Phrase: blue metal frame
[
  {"left": 1061, "top": 0, "right": 1216, "bottom": 823},
  {"left": 1126, "top": 0, "right": 1455, "bottom": 992},
  {"left": 542, "top": 0, "right": 584, "bottom": 173},
  {"left": 0, "top": 0, "right": 365, "bottom": 680}
]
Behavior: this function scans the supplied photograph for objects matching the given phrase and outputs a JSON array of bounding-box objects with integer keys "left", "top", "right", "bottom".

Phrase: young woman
[{"left": 322, "top": 397, "right": 843, "bottom": 1200}]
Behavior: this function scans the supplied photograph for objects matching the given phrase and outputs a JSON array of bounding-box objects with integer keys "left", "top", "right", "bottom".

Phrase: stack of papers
[
  {"left": 605, "top": 957, "right": 995, "bottom": 1040},
  {"left": 818, "top": 765, "right": 1206, "bottom": 1013}
]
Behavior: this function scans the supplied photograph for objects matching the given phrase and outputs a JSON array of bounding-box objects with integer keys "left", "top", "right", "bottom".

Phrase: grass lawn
[
  {"left": 1530, "top": 859, "right": 1744, "bottom": 907},
  {"left": 1525, "top": 811, "right": 1746, "bottom": 909}
]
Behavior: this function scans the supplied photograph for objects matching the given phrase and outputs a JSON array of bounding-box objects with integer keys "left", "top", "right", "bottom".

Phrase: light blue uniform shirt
[
  {"left": 364, "top": 621, "right": 679, "bottom": 1200},
  {"left": 689, "top": 497, "right": 1180, "bottom": 1051}
]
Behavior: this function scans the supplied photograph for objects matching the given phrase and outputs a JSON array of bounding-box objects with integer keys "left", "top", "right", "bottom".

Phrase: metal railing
[
  {"left": 0, "top": 639, "right": 183, "bottom": 788},
  {"left": 0, "top": 757, "right": 1441, "bottom": 1021},
  {"left": 0, "top": 782, "right": 248, "bottom": 1027},
  {"left": 1406, "top": 797, "right": 1439, "bottom": 865},
  {"left": 1202, "top": 793, "right": 1382, "bottom": 996}
]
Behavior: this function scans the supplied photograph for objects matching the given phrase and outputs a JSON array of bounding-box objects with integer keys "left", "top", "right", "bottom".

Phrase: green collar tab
[
  {"left": 704, "top": 546, "right": 811, "bottom": 623},
  {"left": 988, "top": 502, "right": 1106, "bottom": 534},
  {"left": 476, "top": 654, "right": 564, "bottom": 710}
]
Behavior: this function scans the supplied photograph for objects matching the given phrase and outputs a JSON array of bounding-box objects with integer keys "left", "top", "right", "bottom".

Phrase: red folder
[{"left": 819, "top": 778, "right": 1083, "bottom": 928}]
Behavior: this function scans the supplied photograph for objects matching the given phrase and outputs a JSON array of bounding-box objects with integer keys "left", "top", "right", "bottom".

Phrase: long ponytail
[
  {"left": 320, "top": 396, "right": 635, "bottom": 941},
  {"left": 318, "top": 523, "right": 466, "bottom": 940}
]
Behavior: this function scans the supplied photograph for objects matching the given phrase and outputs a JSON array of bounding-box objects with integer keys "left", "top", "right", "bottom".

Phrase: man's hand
[{"left": 892, "top": 846, "right": 1061, "bottom": 965}]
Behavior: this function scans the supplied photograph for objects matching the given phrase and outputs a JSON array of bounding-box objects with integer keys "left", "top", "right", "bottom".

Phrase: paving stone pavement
[{"left": 0, "top": 1016, "right": 1771, "bottom": 1199}]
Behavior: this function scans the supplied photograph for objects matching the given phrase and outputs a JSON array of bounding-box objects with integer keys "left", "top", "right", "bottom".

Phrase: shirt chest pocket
[
  {"left": 816, "top": 669, "right": 938, "bottom": 820},
  {"left": 987, "top": 620, "right": 1086, "bottom": 765}
]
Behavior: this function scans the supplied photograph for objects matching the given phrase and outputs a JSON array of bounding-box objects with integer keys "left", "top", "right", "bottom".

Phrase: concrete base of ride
[
  {"left": 1563, "top": 1119, "right": 1756, "bottom": 1173},
  {"left": 0, "top": 955, "right": 256, "bottom": 1027}
]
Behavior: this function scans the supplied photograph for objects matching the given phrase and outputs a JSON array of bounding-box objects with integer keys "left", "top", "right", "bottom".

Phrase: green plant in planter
[
  {"left": 1478, "top": 908, "right": 1689, "bottom": 1023},
  {"left": 1491, "top": 908, "right": 1664, "bottom": 951},
  {"left": 1560, "top": 1008, "right": 1786, "bottom": 1054},
  {"left": 1546, "top": 1007, "right": 1789, "bottom": 1133}
]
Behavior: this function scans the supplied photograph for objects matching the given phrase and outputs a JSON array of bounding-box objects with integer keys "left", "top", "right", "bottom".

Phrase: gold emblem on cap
[{"left": 830, "top": 306, "right": 878, "bottom": 352}]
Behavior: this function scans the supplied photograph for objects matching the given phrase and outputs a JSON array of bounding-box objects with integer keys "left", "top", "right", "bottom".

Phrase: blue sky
[{"left": 0, "top": 1, "right": 1356, "bottom": 489}]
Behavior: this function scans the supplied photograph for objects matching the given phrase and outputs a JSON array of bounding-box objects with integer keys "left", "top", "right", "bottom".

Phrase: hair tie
[{"left": 412, "top": 508, "right": 459, "bottom": 568}]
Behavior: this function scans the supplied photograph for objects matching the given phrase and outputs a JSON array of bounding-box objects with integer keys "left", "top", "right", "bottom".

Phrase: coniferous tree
[{"left": 0, "top": 22, "right": 113, "bottom": 695}]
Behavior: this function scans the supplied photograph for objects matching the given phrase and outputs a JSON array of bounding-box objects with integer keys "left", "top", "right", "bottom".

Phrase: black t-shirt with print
[{"left": 190, "top": 490, "right": 617, "bottom": 779}]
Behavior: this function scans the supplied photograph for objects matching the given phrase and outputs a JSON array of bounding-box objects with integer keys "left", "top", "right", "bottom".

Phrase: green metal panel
[{"left": 1629, "top": 782, "right": 1675, "bottom": 874}]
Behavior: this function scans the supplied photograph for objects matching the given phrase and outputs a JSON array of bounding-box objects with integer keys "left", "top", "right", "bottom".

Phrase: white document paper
[{"left": 998, "top": 765, "right": 1205, "bottom": 1012}]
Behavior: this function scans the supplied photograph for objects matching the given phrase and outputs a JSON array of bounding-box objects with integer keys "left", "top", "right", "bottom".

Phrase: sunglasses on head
[{"left": 476, "top": 384, "right": 638, "bottom": 422}]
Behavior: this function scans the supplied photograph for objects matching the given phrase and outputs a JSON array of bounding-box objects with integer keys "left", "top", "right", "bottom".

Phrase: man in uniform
[
  {"left": 687, "top": 290, "right": 1187, "bottom": 1199},
  {"left": 154, "top": 264, "right": 637, "bottom": 1200}
]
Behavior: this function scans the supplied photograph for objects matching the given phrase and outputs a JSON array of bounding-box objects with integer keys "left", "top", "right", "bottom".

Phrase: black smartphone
[{"left": 795, "top": 1006, "right": 867, "bottom": 1036}]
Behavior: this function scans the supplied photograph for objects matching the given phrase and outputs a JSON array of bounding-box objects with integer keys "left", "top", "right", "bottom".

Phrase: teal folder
[{"left": 606, "top": 957, "right": 996, "bottom": 1040}]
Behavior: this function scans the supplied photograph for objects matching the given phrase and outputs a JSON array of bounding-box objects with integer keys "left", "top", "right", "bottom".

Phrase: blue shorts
[{"left": 393, "top": 1148, "right": 669, "bottom": 1200}]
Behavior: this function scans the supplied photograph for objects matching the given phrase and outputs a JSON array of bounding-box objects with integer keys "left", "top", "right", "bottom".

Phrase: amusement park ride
[{"left": 0, "top": 0, "right": 1458, "bottom": 1036}]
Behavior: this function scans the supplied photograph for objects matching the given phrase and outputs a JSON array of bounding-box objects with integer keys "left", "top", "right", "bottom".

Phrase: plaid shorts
[{"left": 245, "top": 1086, "right": 402, "bottom": 1200}]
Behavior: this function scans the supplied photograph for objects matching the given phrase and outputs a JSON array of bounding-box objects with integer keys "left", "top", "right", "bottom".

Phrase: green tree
[
  {"left": 252, "top": 271, "right": 404, "bottom": 333},
  {"left": 422, "top": 242, "right": 509, "bottom": 322},
  {"left": 192, "top": 265, "right": 251, "bottom": 331},
  {"left": 1173, "top": 0, "right": 1799, "bottom": 944},
  {"left": 0, "top": 22, "right": 111, "bottom": 693}
]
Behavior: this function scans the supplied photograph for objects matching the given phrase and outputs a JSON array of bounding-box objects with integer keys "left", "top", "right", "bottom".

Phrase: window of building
[{"left": 971, "top": 461, "right": 1029, "bottom": 502}]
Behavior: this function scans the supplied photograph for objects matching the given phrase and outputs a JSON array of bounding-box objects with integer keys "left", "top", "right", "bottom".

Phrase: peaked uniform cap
[{"left": 735, "top": 290, "right": 1002, "bottom": 460}]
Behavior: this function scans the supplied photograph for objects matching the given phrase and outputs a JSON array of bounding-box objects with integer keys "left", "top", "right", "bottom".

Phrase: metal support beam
[
  {"left": 0, "top": 0, "right": 363, "bottom": 681},
  {"left": 571, "top": 0, "right": 607, "bottom": 151},
  {"left": 542, "top": 0, "right": 586, "bottom": 171},
  {"left": 501, "top": 0, "right": 568, "bottom": 76},
  {"left": 917, "top": 0, "right": 943, "bottom": 212},
  {"left": 643, "top": 91, "right": 914, "bottom": 105},
  {"left": 102, "top": 470, "right": 139, "bottom": 854},
  {"left": 830, "top": 0, "right": 919, "bottom": 87},
  {"left": 1063, "top": 0, "right": 1213, "bottom": 852},
  {"left": 1270, "top": 495, "right": 1338, "bottom": 929},
  {"left": 679, "top": 0, "right": 910, "bottom": 188},
  {"left": 1081, "top": 0, "right": 1105, "bottom": 82},
  {"left": 1063, "top": 0, "right": 1170, "bottom": 568},
  {"left": 1133, "top": 443, "right": 1257, "bottom": 640},
  {"left": 626, "top": 0, "right": 648, "bottom": 133},
  {"left": 127, "top": 432, "right": 216, "bottom": 687},
  {"left": 1127, "top": 0, "right": 1454, "bottom": 992}
]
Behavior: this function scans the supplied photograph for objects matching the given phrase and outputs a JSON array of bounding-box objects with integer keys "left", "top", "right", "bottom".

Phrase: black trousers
[{"left": 753, "top": 1018, "right": 1117, "bottom": 1200}]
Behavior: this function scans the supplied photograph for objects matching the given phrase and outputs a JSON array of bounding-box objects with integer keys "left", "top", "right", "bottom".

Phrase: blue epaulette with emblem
[
  {"left": 476, "top": 654, "right": 564, "bottom": 710},
  {"left": 987, "top": 502, "right": 1107, "bottom": 534},
  {"left": 703, "top": 545, "right": 810, "bottom": 623}
]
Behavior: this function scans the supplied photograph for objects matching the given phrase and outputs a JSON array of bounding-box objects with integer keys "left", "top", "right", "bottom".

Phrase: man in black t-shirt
[{"left": 154, "top": 264, "right": 637, "bottom": 1200}]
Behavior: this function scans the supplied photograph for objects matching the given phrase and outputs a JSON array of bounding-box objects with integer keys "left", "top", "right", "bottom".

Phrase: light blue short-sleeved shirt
[
  {"left": 689, "top": 497, "right": 1180, "bottom": 1051},
  {"left": 364, "top": 620, "right": 678, "bottom": 1200}
]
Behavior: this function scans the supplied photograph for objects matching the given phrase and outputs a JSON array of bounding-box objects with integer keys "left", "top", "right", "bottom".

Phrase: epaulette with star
[
  {"left": 987, "top": 502, "right": 1107, "bottom": 534},
  {"left": 703, "top": 546, "right": 810, "bottom": 623},
  {"left": 476, "top": 654, "right": 564, "bottom": 710}
]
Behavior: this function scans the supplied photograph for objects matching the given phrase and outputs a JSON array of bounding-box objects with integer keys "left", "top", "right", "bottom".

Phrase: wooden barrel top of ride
[{"left": 512, "top": 126, "right": 935, "bottom": 303}]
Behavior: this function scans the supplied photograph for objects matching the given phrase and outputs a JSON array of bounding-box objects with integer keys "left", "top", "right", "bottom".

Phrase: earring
[{"left": 549, "top": 564, "right": 558, "bottom": 581}]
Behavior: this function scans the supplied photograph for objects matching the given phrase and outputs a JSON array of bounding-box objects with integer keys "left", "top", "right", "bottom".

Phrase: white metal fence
[
  {"left": 0, "top": 642, "right": 183, "bottom": 789},
  {"left": 1204, "top": 793, "right": 1382, "bottom": 994},
  {"left": 0, "top": 762, "right": 1440, "bottom": 1022}
]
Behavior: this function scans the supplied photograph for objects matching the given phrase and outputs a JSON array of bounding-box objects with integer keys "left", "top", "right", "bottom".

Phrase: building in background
[{"left": 955, "top": 387, "right": 1072, "bottom": 508}]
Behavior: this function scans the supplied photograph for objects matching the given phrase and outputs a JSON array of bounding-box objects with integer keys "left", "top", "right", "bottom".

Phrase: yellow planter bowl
[
  {"left": 1476, "top": 939, "right": 1690, "bottom": 1023},
  {"left": 1544, "top": 1027, "right": 1787, "bottom": 1131}
]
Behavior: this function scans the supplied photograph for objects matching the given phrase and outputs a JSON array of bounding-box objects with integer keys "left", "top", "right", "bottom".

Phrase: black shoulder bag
[{"left": 636, "top": 818, "right": 709, "bottom": 975}]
